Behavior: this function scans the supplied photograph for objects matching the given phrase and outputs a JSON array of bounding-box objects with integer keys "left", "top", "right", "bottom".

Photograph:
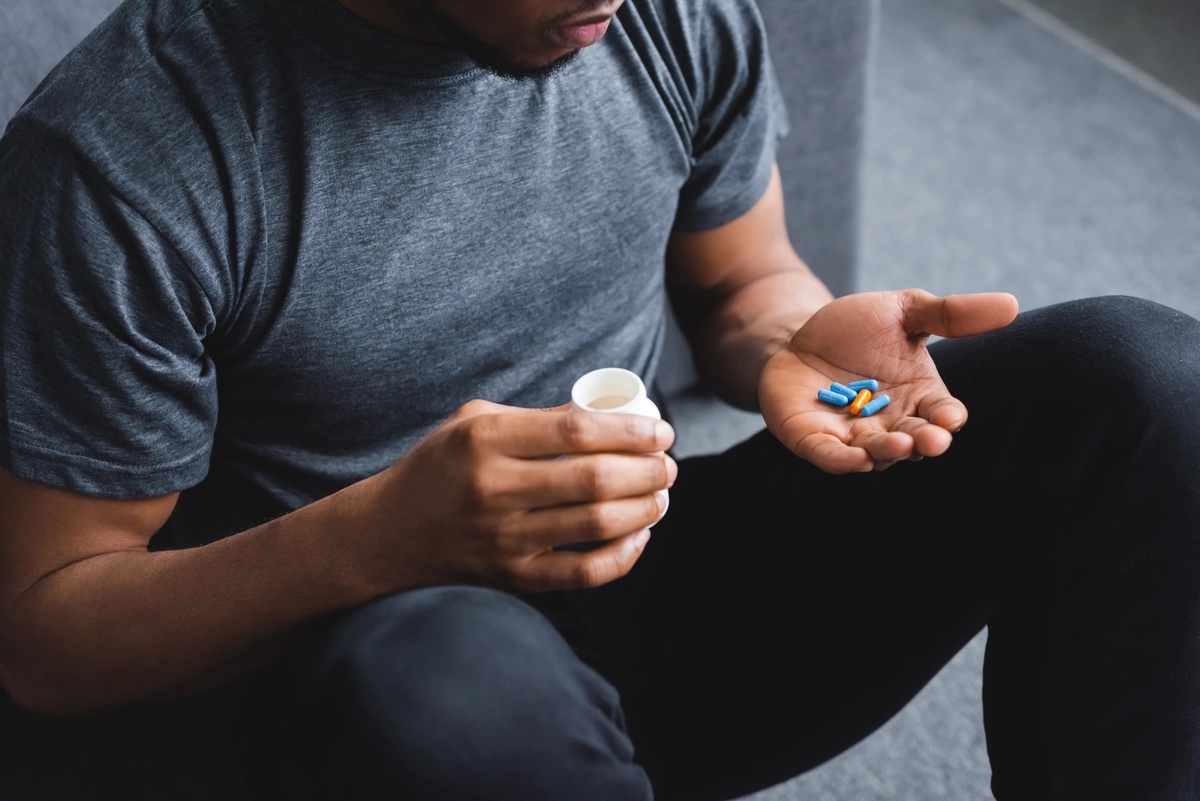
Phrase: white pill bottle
[{"left": 570, "top": 367, "right": 669, "bottom": 523}]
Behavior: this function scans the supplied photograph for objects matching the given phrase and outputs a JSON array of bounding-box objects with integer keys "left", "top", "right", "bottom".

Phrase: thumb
[{"left": 902, "top": 290, "right": 1019, "bottom": 339}]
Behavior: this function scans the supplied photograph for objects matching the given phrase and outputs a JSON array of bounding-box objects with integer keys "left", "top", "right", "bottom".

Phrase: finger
[
  {"left": 450, "top": 398, "right": 531, "bottom": 419},
  {"left": 915, "top": 394, "right": 969, "bottom": 433},
  {"left": 462, "top": 407, "right": 675, "bottom": 460},
  {"left": 883, "top": 417, "right": 953, "bottom": 458},
  {"left": 536, "top": 491, "right": 669, "bottom": 548},
  {"left": 902, "top": 290, "right": 1019, "bottom": 339},
  {"left": 791, "top": 430, "right": 875, "bottom": 474},
  {"left": 493, "top": 451, "right": 677, "bottom": 509},
  {"left": 854, "top": 428, "right": 918, "bottom": 463},
  {"left": 520, "top": 528, "right": 653, "bottom": 592}
]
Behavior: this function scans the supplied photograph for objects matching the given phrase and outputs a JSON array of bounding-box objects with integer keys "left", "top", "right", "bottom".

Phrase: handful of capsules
[{"left": 816, "top": 378, "right": 891, "bottom": 417}]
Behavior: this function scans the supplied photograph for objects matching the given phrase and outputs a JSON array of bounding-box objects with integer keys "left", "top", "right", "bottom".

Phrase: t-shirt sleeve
[
  {"left": 673, "top": 0, "right": 791, "bottom": 233},
  {"left": 0, "top": 120, "right": 218, "bottom": 498}
]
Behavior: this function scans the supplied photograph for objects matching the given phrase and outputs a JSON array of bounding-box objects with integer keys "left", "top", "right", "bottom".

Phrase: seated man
[{"left": 1, "top": 0, "right": 1197, "bottom": 799}]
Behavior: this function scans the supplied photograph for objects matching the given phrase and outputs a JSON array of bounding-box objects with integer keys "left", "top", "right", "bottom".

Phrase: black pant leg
[{"left": 237, "top": 586, "right": 653, "bottom": 801}]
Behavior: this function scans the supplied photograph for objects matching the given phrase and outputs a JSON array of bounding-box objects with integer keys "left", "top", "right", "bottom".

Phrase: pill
[
  {"left": 847, "top": 379, "right": 880, "bottom": 392},
  {"left": 829, "top": 382, "right": 859, "bottom": 400},
  {"left": 816, "top": 388, "right": 850, "bottom": 406},
  {"left": 848, "top": 389, "right": 872, "bottom": 415},
  {"left": 859, "top": 394, "right": 891, "bottom": 417}
]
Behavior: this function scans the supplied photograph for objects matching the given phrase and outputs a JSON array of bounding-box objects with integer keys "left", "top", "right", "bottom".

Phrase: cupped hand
[
  {"left": 759, "top": 289, "right": 1019, "bottom": 473},
  {"left": 350, "top": 400, "right": 677, "bottom": 597}
]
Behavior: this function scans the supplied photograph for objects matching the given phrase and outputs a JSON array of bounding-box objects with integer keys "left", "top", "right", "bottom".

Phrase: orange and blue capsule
[
  {"left": 848, "top": 389, "right": 873, "bottom": 415},
  {"left": 818, "top": 378, "right": 890, "bottom": 414},
  {"left": 859, "top": 394, "right": 891, "bottom": 416}
]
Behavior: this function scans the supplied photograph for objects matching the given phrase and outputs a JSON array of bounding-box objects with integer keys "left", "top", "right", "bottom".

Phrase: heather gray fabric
[
  {"left": 0, "top": 0, "right": 787, "bottom": 538},
  {"left": 0, "top": 0, "right": 875, "bottom": 406}
]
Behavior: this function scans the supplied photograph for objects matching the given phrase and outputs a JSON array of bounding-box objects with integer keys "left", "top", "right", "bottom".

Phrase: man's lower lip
[{"left": 550, "top": 18, "right": 612, "bottom": 49}]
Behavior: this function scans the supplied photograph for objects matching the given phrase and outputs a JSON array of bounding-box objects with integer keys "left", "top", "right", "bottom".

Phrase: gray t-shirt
[{"left": 0, "top": 0, "right": 787, "bottom": 543}]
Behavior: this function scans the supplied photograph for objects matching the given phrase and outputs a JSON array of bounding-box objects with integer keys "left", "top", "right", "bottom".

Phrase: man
[{"left": 1, "top": 0, "right": 1197, "bottom": 799}]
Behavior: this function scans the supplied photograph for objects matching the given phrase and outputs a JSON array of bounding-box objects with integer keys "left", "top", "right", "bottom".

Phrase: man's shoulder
[
  {"left": 624, "top": 0, "right": 767, "bottom": 30},
  {"left": 0, "top": 0, "right": 276, "bottom": 270},
  {"left": 10, "top": 0, "right": 263, "bottom": 148},
  {"left": 617, "top": 0, "right": 768, "bottom": 66}
]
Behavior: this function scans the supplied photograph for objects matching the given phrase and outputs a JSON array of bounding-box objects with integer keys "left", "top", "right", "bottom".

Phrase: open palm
[{"left": 759, "top": 289, "right": 1019, "bottom": 473}]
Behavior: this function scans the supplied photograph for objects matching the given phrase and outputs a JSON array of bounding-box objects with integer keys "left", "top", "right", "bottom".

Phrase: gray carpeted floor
[
  {"left": 859, "top": 0, "right": 1200, "bottom": 324},
  {"left": 1018, "top": 0, "right": 1200, "bottom": 106},
  {"left": 675, "top": 0, "right": 1200, "bottom": 798}
]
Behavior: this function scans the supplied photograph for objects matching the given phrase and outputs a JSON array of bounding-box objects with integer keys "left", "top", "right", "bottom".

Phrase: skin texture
[
  {"left": 0, "top": 1, "right": 1019, "bottom": 718},
  {"left": 337, "top": 0, "right": 627, "bottom": 79}
]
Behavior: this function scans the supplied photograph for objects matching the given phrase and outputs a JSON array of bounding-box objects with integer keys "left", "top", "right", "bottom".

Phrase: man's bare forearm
[
  {"left": 0, "top": 485, "right": 378, "bottom": 718},
  {"left": 664, "top": 167, "right": 835, "bottom": 412},
  {"left": 692, "top": 266, "right": 834, "bottom": 411}
]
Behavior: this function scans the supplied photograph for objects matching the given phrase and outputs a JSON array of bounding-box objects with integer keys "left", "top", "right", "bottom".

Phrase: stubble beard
[{"left": 416, "top": 5, "right": 582, "bottom": 81}]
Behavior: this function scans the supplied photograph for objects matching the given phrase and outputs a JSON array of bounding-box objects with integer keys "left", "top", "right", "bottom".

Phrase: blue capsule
[
  {"left": 829, "top": 382, "right": 859, "bottom": 401},
  {"left": 816, "top": 388, "right": 850, "bottom": 406},
  {"left": 859, "top": 394, "right": 891, "bottom": 417},
  {"left": 847, "top": 379, "right": 880, "bottom": 392}
]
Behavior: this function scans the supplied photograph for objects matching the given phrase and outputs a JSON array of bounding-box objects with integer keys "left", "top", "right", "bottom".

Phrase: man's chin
[
  {"left": 469, "top": 48, "right": 581, "bottom": 82},
  {"left": 414, "top": 5, "right": 585, "bottom": 82}
]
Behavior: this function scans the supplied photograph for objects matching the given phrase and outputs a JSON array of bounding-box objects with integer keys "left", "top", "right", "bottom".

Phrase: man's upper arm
[
  {"left": 665, "top": 164, "right": 810, "bottom": 328},
  {"left": 0, "top": 467, "right": 178, "bottom": 609}
]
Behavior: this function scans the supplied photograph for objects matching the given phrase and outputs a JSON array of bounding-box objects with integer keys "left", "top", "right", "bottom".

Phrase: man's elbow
[{"left": 0, "top": 647, "right": 105, "bottom": 719}]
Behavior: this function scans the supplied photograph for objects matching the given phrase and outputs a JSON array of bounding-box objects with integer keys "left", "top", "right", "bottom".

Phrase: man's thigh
[{"left": 566, "top": 425, "right": 999, "bottom": 800}]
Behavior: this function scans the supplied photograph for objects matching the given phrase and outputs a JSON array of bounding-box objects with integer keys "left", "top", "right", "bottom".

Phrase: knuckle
[
  {"left": 577, "top": 503, "right": 616, "bottom": 539},
  {"left": 574, "top": 552, "right": 621, "bottom": 588},
  {"left": 458, "top": 398, "right": 495, "bottom": 417},
  {"left": 621, "top": 414, "right": 654, "bottom": 440},
  {"left": 462, "top": 471, "right": 501, "bottom": 509},
  {"left": 559, "top": 411, "right": 598, "bottom": 449},
  {"left": 454, "top": 418, "right": 516, "bottom": 468},
  {"left": 444, "top": 419, "right": 486, "bottom": 457},
  {"left": 579, "top": 458, "right": 618, "bottom": 498},
  {"left": 459, "top": 415, "right": 498, "bottom": 450},
  {"left": 487, "top": 515, "right": 520, "bottom": 547}
]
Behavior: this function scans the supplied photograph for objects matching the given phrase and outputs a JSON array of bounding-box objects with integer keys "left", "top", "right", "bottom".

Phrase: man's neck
[{"left": 336, "top": 0, "right": 444, "bottom": 42}]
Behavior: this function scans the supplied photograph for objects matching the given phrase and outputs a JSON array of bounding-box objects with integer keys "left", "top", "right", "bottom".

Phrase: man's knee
[{"left": 245, "top": 586, "right": 650, "bottom": 800}]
